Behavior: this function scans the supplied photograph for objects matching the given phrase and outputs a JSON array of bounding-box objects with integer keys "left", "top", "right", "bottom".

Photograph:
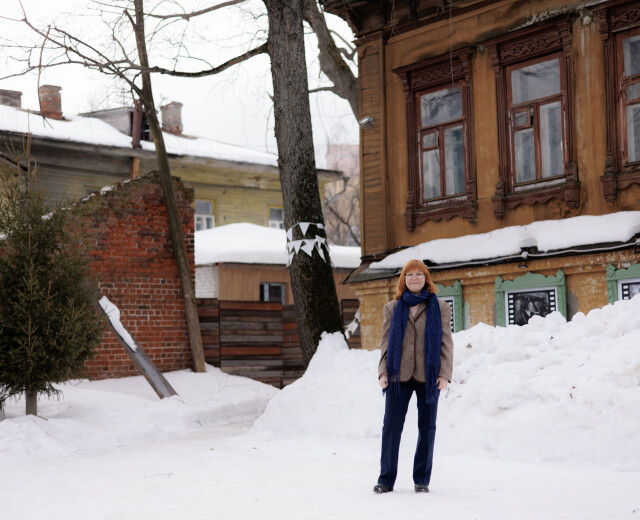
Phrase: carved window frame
[
  {"left": 486, "top": 21, "right": 580, "bottom": 219},
  {"left": 394, "top": 48, "right": 477, "bottom": 232},
  {"left": 598, "top": 1, "right": 640, "bottom": 201}
]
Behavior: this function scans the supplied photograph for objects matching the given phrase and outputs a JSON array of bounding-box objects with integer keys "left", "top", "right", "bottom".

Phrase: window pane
[
  {"left": 514, "top": 128, "right": 536, "bottom": 183},
  {"left": 195, "top": 200, "right": 212, "bottom": 214},
  {"left": 540, "top": 101, "right": 564, "bottom": 177},
  {"left": 627, "top": 103, "right": 640, "bottom": 162},
  {"left": 420, "top": 87, "right": 462, "bottom": 127},
  {"left": 514, "top": 110, "right": 530, "bottom": 128},
  {"left": 269, "top": 207, "right": 283, "bottom": 220},
  {"left": 511, "top": 59, "right": 560, "bottom": 104},
  {"left": 422, "top": 132, "right": 436, "bottom": 148},
  {"left": 270, "top": 284, "right": 283, "bottom": 303},
  {"left": 623, "top": 35, "right": 640, "bottom": 77},
  {"left": 195, "top": 216, "right": 204, "bottom": 232},
  {"left": 422, "top": 149, "right": 441, "bottom": 198},
  {"left": 444, "top": 125, "right": 465, "bottom": 195},
  {"left": 627, "top": 82, "right": 640, "bottom": 102}
]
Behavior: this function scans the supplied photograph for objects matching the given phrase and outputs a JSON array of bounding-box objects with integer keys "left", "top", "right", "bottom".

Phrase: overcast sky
[{"left": 0, "top": 0, "right": 359, "bottom": 167}]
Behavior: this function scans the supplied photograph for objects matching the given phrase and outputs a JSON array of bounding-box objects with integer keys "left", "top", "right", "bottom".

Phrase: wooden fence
[{"left": 197, "top": 298, "right": 360, "bottom": 388}]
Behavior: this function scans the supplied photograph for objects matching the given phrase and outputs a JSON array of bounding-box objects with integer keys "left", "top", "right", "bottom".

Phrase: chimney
[
  {"left": 38, "top": 85, "right": 63, "bottom": 120},
  {"left": 160, "top": 101, "right": 183, "bottom": 135},
  {"left": 0, "top": 89, "right": 22, "bottom": 108}
]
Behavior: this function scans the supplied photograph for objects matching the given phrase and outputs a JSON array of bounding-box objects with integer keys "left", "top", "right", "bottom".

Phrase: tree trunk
[
  {"left": 132, "top": 0, "right": 205, "bottom": 372},
  {"left": 25, "top": 390, "right": 37, "bottom": 415},
  {"left": 264, "top": 0, "right": 344, "bottom": 366}
]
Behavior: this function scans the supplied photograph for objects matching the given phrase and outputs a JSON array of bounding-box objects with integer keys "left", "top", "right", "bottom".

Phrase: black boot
[
  {"left": 414, "top": 484, "right": 429, "bottom": 493},
  {"left": 373, "top": 483, "right": 393, "bottom": 493}
]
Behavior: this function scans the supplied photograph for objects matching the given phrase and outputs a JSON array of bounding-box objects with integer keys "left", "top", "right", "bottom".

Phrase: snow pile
[
  {"left": 371, "top": 211, "right": 640, "bottom": 268},
  {"left": 195, "top": 223, "right": 361, "bottom": 268},
  {"left": 255, "top": 297, "right": 640, "bottom": 471},
  {"left": 0, "top": 365, "right": 277, "bottom": 456},
  {"left": 253, "top": 332, "right": 382, "bottom": 438}
]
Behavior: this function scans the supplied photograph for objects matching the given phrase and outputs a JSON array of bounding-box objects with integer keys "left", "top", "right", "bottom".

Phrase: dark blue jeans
[{"left": 378, "top": 379, "right": 439, "bottom": 488}]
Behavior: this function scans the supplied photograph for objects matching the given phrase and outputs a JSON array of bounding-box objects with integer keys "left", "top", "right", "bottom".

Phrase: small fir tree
[{"left": 0, "top": 150, "right": 104, "bottom": 416}]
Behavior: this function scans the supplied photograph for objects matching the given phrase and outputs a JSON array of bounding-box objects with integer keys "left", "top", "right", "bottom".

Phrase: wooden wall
[
  {"left": 353, "top": 248, "right": 639, "bottom": 351},
  {"left": 215, "top": 263, "right": 357, "bottom": 304},
  {"left": 197, "top": 299, "right": 361, "bottom": 388},
  {"left": 356, "top": 0, "right": 640, "bottom": 255}
]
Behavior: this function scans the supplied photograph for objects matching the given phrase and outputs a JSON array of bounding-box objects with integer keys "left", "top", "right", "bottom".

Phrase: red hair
[{"left": 394, "top": 259, "right": 438, "bottom": 299}]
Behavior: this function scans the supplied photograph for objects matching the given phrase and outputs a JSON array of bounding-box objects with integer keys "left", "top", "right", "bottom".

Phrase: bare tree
[
  {"left": 1, "top": 0, "right": 270, "bottom": 373},
  {"left": 303, "top": 0, "right": 358, "bottom": 118},
  {"left": 324, "top": 175, "right": 360, "bottom": 246},
  {"left": 3, "top": 0, "right": 358, "bottom": 367}
]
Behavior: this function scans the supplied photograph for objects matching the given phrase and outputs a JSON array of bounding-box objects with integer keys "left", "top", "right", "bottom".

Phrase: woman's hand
[
  {"left": 379, "top": 374, "right": 389, "bottom": 389},
  {"left": 437, "top": 377, "right": 449, "bottom": 390}
]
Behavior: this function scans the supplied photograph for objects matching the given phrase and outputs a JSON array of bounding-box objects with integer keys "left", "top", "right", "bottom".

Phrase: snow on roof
[
  {"left": 195, "top": 223, "right": 361, "bottom": 269},
  {"left": 371, "top": 211, "right": 640, "bottom": 269},
  {"left": 145, "top": 132, "right": 278, "bottom": 167},
  {"left": 0, "top": 105, "right": 133, "bottom": 148},
  {"left": 0, "top": 104, "right": 278, "bottom": 166}
]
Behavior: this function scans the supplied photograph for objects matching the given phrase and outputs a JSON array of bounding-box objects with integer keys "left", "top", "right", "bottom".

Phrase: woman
[{"left": 374, "top": 259, "right": 454, "bottom": 494}]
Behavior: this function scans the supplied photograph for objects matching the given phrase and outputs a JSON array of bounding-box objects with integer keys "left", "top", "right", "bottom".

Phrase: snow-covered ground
[{"left": 1, "top": 297, "right": 640, "bottom": 519}]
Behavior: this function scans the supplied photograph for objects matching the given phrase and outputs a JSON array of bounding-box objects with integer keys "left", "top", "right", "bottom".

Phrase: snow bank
[
  {"left": 195, "top": 223, "right": 361, "bottom": 269},
  {"left": 0, "top": 365, "right": 277, "bottom": 456},
  {"left": 254, "top": 297, "right": 640, "bottom": 471},
  {"left": 371, "top": 211, "right": 640, "bottom": 268},
  {"left": 253, "top": 332, "right": 382, "bottom": 438}
]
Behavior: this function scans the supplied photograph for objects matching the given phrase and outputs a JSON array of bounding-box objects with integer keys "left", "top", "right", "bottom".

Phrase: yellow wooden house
[{"left": 326, "top": 0, "right": 640, "bottom": 348}]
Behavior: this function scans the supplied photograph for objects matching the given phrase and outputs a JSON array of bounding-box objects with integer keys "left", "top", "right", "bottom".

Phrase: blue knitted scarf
[{"left": 385, "top": 289, "right": 442, "bottom": 404}]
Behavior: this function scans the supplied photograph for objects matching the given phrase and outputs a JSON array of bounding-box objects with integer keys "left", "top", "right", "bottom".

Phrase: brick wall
[{"left": 71, "top": 173, "right": 195, "bottom": 379}]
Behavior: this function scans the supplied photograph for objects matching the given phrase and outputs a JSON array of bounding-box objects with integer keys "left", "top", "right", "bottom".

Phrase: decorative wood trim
[
  {"left": 394, "top": 47, "right": 477, "bottom": 232},
  {"left": 486, "top": 21, "right": 579, "bottom": 219},
  {"left": 436, "top": 280, "right": 464, "bottom": 332},
  {"left": 597, "top": 0, "right": 640, "bottom": 202}
]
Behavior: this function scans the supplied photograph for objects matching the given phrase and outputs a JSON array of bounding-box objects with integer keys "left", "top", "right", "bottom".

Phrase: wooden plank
[
  {"left": 220, "top": 301, "right": 282, "bottom": 312},
  {"left": 221, "top": 346, "right": 282, "bottom": 356},
  {"left": 219, "top": 321, "right": 281, "bottom": 331},
  {"left": 222, "top": 360, "right": 283, "bottom": 368}
]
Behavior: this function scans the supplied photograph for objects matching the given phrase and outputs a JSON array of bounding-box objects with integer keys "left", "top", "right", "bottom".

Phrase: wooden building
[
  {"left": 195, "top": 222, "right": 360, "bottom": 304},
  {"left": 0, "top": 87, "right": 340, "bottom": 231},
  {"left": 326, "top": 0, "right": 640, "bottom": 348}
]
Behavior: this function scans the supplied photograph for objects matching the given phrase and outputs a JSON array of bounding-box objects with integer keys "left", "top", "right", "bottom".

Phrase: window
[
  {"left": 268, "top": 207, "right": 284, "bottom": 229},
  {"left": 487, "top": 21, "right": 579, "bottom": 219},
  {"left": 394, "top": 48, "right": 477, "bottom": 231},
  {"left": 599, "top": 2, "right": 640, "bottom": 201},
  {"left": 195, "top": 200, "right": 215, "bottom": 231},
  {"left": 435, "top": 280, "right": 464, "bottom": 333},
  {"left": 419, "top": 86, "right": 466, "bottom": 199},
  {"left": 621, "top": 31, "right": 640, "bottom": 163},
  {"left": 606, "top": 263, "right": 640, "bottom": 303},
  {"left": 508, "top": 57, "right": 565, "bottom": 184},
  {"left": 495, "top": 270, "right": 567, "bottom": 327},
  {"left": 260, "top": 282, "right": 285, "bottom": 304}
]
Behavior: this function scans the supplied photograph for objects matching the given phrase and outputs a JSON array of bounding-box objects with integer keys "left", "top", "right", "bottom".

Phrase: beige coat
[{"left": 378, "top": 298, "right": 454, "bottom": 383}]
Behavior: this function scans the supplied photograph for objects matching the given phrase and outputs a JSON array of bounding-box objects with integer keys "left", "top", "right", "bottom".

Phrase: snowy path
[
  {"left": 2, "top": 422, "right": 638, "bottom": 520},
  {"left": 3, "top": 299, "right": 640, "bottom": 520}
]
